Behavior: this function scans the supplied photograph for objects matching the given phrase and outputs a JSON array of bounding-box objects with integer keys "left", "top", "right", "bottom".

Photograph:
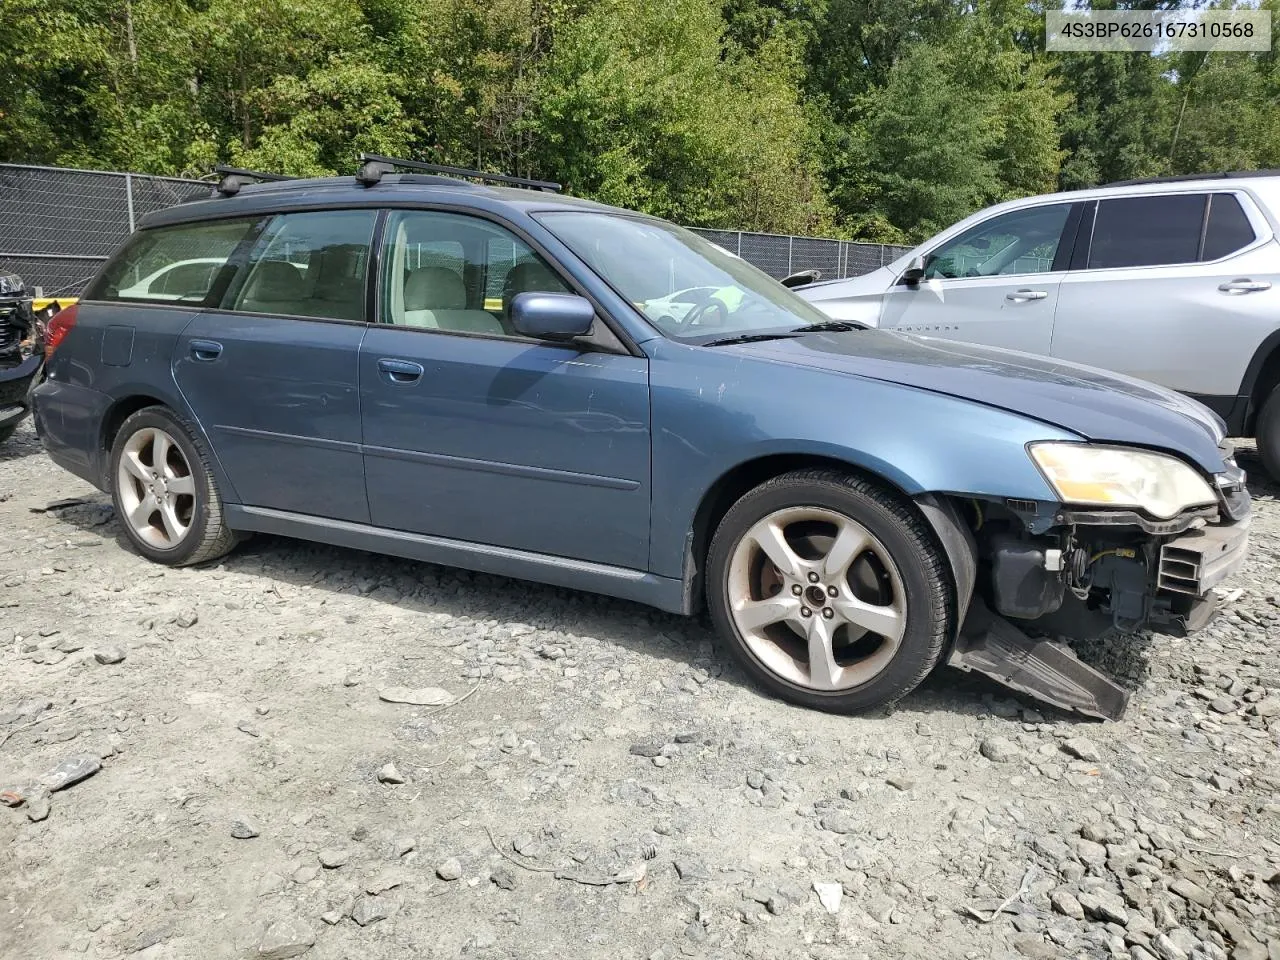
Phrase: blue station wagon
[{"left": 33, "top": 156, "right": 1251, "bottom": 718}]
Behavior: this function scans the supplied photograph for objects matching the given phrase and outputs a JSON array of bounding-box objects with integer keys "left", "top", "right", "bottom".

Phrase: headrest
[
  {"left": 405, "top": 267, "right": 466, "bottom": 310},
  {"left": 247, "top": 260, "right": 305, "bottom": 300}
]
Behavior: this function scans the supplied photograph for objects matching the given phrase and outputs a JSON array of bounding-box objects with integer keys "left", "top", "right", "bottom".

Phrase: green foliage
[{"left": 1, "top": 0, "right": 1278, "bottom": 238}]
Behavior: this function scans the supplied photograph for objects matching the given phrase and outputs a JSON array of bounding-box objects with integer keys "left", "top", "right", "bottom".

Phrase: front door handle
[
  {"left": 1005, "top": 289, "right": 1048, "bottom": 303},
  {"left": 1218, "top": 279, "right": 1272, "bottom": 295},
  {"left": 377, "top": 358, "right": 425, "bottom": 384},
  {"left": 190, "top": 339, "right": 222, "bottom": 361}
]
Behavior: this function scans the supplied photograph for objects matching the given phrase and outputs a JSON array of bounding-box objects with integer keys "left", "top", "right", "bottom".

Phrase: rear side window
[
  {"left": 89, "top": 219, "right": 259, "bottom": 304},
  {"left": 226, "top": 210, "right": 377, "bottom": 322},
  {"left": 1202, "top": 194, "right": 1256, "bottom": 261},
  {"left": 1087, "top": 194, "right": 1206, "bottom": 269}
]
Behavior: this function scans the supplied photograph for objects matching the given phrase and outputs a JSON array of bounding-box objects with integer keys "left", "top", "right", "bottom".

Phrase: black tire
[
  {"left": 109, "top": 406, "right": 237, "bottom": 566},
  {"left": 706, "top": 468, "right": 953, "bottom": 713},
  {"left": 0, "top": 423, "right": 15, "bottom": 445},
  {"left": 1256, "top": 386, "right": 1280, "bottom": 481}
]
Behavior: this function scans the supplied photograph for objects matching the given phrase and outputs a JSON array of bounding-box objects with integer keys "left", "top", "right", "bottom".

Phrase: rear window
[
  {"left": 89, "top": 219, "right": 260, "bottom": 304},
  {"left": 1088, "top": 195, "right": 1206, "bottom": 269},
  {"left": 1202, "top": 194, "right": 1256, "bottom": 260}
]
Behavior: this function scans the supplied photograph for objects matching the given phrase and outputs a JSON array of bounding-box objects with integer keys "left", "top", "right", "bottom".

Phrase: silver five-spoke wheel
[
  {"left": 116, "top": 425, "right": 196, "bottom": 549},
  {"left": 707, "top": 469, "right": 951, "bottom": 713},
  {"left": 727, "top": 506, "right": 906, "bottom": 691}
]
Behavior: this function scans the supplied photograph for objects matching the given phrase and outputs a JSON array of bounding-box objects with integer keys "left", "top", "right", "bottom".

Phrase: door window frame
[
  {"left": 369, "top": 203, "right": 638, "bottom": 356},
  {"left": 899, "top": 200, "right": 1081, "bottom": 286},
  {"left": 1069, "top": 188, "right": 1273, "bottom": 274}
]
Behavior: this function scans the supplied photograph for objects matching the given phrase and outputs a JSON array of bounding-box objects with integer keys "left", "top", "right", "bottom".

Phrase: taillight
[{"left": 44, "top": 303, "right": 78, "bottom": 360}]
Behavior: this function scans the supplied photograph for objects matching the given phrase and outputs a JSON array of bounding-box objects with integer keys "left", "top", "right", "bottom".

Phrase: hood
[
  {"left": 731, "top": 330, "right": 1230, "bottom": 475},
  {"left": 795, "top": 267, "right": 893, "bottom": 325}
]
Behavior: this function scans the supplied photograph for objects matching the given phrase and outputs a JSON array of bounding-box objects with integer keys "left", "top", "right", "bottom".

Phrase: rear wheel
[
  {"left": 1256, "top": 386, "right": 1280, "bottom": 481},
  {"left": 109, "top": 407, "right": 237, "bottom": 565},
  {"left": 706, "top": 469, "right": 953, "bottom": 713}
]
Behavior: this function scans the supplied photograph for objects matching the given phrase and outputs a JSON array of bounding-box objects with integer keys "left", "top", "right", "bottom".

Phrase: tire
[
  {"left": 1256, "top": 386, "right": 1280, "bottom": 481},
  {"left": 108, "top": 406, "right": 237, "bottom": 566},
  {"left": 706, "top": 468, "right": 953, "bottom": 713},
  {"left": 0, "top": 423, "right": 15, "bottom": 445}
]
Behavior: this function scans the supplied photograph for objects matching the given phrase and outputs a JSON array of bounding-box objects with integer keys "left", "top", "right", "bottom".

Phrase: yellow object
[{"left": 33, "top": 297, "right": 77, "bottom": 313}]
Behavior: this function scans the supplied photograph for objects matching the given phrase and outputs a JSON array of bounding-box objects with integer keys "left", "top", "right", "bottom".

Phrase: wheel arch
[
  {"left": 98, "top": 392, "right": 241, "bottom": 504},
  {"left": 1242, "top": 330, "right": 1280, "bottom": 435},
  {"left": 681, "top": 453, "right": 973, "bottom": 623},
  {"left": 101, "top": 394, "right": 167, "bottom": 457}
]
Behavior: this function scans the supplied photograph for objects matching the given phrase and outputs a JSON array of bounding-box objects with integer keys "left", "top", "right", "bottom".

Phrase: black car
[{"left": 0, "top": 271, "right": 45, "bottom": 443}]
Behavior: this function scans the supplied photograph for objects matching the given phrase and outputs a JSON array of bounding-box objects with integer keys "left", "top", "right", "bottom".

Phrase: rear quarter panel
[
  {"left": 646, "top": 339, "right": 1079, "bottom": 578},
  {"left": 37, "top": 302, "right": 241, "bottom": 501}
]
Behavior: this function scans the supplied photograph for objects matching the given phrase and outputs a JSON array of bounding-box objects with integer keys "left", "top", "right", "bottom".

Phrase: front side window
[
  {"left": 923, "top": 204, "right": 1071, "bottom": 280},
  {"left": 227, "top": 210, "right": 377, "bottom": 321},
  {"left": 537, "top": 212, "right": 833, "bottom": 342},
  {"left": 1087, "top": 194, "right": 1206, "bottom": 269},
  {"left": 90, "top": 219, "right": 260, "bottom": 304},
  {"left": 380, "top": 210, "right": 570, "bottom": 337}
]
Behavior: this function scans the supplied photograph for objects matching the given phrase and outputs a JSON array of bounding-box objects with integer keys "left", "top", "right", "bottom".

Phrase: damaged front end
[{"left": 933, "top": 460, "right": 1250, "bottom": 721}]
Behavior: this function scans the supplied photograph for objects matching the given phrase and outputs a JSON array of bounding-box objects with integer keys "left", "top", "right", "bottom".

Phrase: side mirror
[
  {"left": 780, "top": 269, "right": 821, "bottom": 289},
  {"left": 510, "top": 292, "right": 595, "bottom": 342},
  {"left": 900, "top": 256, "right": 926, "bottom": 287}
]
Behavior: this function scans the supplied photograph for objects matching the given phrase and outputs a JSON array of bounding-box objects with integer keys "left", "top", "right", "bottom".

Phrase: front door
[
  {"left": 878, "top": 202, "right": 1077, "bottom": 354},
  {"left": 173, "top": 209, "right": 377, "bottom": 522},
  {"left": 359, "top": 209, "right": 651, "bottom": 570}
]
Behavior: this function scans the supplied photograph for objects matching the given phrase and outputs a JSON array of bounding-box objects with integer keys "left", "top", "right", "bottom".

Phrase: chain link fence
[{"left": 0, "top": 163, "right": 909, "bottom": 296}]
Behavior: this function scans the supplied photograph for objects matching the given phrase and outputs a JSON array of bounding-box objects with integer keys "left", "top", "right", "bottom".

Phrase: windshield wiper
[
  {"left": 794, "top": 320, "right": 862, "bottom": 333},
  {"left": 701, "top": 332, "right": 802, "bottom": 347}
]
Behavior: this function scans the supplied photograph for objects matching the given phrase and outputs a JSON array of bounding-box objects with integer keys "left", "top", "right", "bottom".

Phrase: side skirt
[{"left": 224, "top": 505, "right": 686, "bottom": 614}]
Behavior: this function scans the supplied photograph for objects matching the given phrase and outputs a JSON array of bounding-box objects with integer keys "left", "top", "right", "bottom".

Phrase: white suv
[{"left": 798, "top": 172, "right": 1280, "bottom": 476}]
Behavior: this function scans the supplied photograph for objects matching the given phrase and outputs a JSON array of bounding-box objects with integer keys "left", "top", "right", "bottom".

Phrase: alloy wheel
[
  {"left": 116, "top": 426, "right": 196, "bottom": 549},
  {"left": 725, "top": 506, "right": 907, "bottom": 691}
]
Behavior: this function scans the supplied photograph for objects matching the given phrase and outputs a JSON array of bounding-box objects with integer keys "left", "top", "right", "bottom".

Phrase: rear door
[
  {"left": 173, "top": 209, "right": 376, "bottom": 522},
  {"left": 878, "top": 202, "right": 1077, "bottom": 354},
  {"left": 1052, "top": 191, "right": 1279, "bottom": 404}
]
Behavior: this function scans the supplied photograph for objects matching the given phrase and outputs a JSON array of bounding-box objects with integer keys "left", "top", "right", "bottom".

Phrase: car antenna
[
  {"left": 212, "top": 165, "right": 299, "bottom": 197},
  {"left": 354, "top": 153, "right": 562, "bottom": 193}
]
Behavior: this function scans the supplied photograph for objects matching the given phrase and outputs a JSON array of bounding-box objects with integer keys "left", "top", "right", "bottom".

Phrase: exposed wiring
[{"left": 971, "top": 499, "right": 984, "bottom": 531}]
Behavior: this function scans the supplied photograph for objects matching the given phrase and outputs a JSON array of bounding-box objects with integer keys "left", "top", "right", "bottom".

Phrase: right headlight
[{"left": 1028, "top": 443, "right": 1217, "bottom": 520}]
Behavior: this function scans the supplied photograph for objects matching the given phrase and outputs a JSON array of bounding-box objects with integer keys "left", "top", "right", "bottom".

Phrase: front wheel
[
  {"left": 109, "top": 407, "right": 237, "bottom": 566},
  {"left": 706, "top": 469, "right": 953, "bottom": 713},
  {"left": 1255, "top": 386, "right": 1280, "bottom": 481}
]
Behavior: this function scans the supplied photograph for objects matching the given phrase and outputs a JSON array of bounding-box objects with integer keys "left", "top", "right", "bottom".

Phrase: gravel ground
[{"left": 1, "top": 419, "right": 1277, "bottom": 960}]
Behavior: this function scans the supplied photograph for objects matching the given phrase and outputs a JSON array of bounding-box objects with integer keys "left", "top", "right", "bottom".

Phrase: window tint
[
  {"left": 381, "top": 211, "right": 569, "bottom": 337},
  {"left": 90, "top": 219, "right": 259, "bottom": 304},
  {"left": 228, "top": 210, "right": 376, "bottom": 321},
  {"left": 1202, "top": 194, "right": 1255, "bottom": 261},
  {"left": 923, "top": 204, "right": 1070, "bottom": 280},
  {"left": 1088, "top": 194, "right": 1205, "bottom": 269}
]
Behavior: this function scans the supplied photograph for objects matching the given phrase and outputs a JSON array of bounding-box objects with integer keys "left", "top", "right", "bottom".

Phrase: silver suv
[{"left": 798, "top": 172, "right": 1280, "bottom": 476}]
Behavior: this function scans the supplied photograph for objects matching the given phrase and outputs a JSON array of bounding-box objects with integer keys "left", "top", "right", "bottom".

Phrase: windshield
[{"left": 537, "top": 212, "right": 835, "bottom": 342}]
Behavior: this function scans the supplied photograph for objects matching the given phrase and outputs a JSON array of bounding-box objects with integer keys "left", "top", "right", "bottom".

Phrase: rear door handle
[
  {"left": 377, "top": 358, "right": 425, "bottom": 384},
  {"left": 190, "top": 339, "right": 222, "bottom": 361},
  {"left": 1218, "top": 279, "right": 1272, "bottom": 295},
  {"left": 1005, "top": 289, "right": 1048, "bottom": 303}
]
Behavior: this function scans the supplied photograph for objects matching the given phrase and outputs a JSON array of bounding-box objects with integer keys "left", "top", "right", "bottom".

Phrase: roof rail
[
  {"left": 213, "top": 165, "right": 299, "bottom": 196},
  {"left": 354, "top": 153, "right": 561, "bottom": 193},
  {"left": 1105, "top": 169, "right": 1280, "bottom": 187}
]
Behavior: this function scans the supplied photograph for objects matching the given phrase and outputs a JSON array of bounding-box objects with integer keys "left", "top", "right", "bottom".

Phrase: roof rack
[
  {"left": 354, "top": 153, "right": 561, "bottom": 193},
  {"left": 1105, "top": 169, "right": 1280, "bottom": 187},
  {"left": 213, "top": 165, "right": 299, "bottom": 196}
]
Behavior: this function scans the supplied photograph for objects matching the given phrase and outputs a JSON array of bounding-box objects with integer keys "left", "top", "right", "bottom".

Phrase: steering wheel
[{"left": 667, "top": 287, "right": 720, "bottom": 332}]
